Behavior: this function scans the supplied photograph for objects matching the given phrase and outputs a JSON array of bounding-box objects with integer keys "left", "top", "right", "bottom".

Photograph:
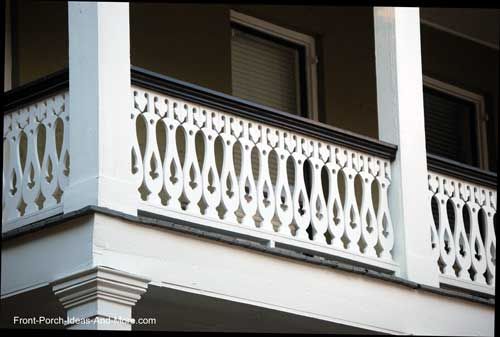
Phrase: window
[
  {"left": 423, "top": 76, "right": 489, "bottom": 169},
  {"left": 230, "top": 10, "right": 318, "bottom": 119}
]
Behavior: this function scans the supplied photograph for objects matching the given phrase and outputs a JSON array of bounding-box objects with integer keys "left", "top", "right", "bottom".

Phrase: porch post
[
  {"left": 373, "top": 7, "right": 439, "bottom": 286},
  {"left": 52, "top": 266, "right": 150, "bottom": 330},
  {"left": 64, "top": 2, "right": 137, "bottom": 215}
]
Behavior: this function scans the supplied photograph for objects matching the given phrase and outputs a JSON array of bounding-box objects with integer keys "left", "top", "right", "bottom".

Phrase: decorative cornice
[{"left": 52, "top": 266, "right": 151, "bottom": 310}]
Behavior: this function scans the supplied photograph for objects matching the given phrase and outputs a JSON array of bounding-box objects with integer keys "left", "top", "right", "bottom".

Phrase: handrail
[
  {"left": 2, "top": 66, "right": 399, "bottom": 161},
  {"left": 2, "top": 68, "right": 69, "bottom": 112},
  {"left": 427, "top": 153, "right": 497, "bottom": 189},
  {"left": 130, "top": 66, "right": 398, "bottom": 161}
]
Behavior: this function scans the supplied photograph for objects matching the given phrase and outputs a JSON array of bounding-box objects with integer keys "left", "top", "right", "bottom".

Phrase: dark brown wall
[
  {"left": 130, "top": 4, "right": 380, "bottom": 138},
  {"left": 130, "top": 4, "right": 232, "bottom": 94},
  {"left": 232, "top": 6, "right": 379, "bottom": 138},
  {"left": 420, "top": 24, "right": 499, "bottom": 171},
  {"left": 10, "top": 2, "right": 498, "bottom": 164},
  {"left": 12, "top": 0, "right": 68, "bottom": 86}
]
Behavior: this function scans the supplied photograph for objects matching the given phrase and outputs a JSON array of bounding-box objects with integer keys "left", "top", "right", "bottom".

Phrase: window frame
[
  {"left": 423, "top": 75, "right": 489, "bottom": 170},
  {"left": 230, "top": 10, "right": 319, "bottom": 121}
]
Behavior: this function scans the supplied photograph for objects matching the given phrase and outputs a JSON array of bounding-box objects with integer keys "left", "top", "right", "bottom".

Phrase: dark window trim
[
  {"left": 2, "top": 66, "right": 398, "bottom": 161},
  {"left": 231, "top": 21, "right": 309, "bottom": 118}
]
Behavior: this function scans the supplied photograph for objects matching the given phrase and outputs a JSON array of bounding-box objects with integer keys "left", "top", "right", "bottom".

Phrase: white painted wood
[
  {"left": 90, "top": 213, "right": 494, "bottom": 336},
  {"left": 52, "top": 266, "right": 150, "bottom": 330},
  {"left": 132, "top": 85, "right": 398, "bottom": 271},
  {"left": 2, "top": 92, "right": 69, "bottom": 231},
  {"left": 1, "top": 216, "right": 94, "bottom": 297},
  {"left": 64, "top": 2, "right": 137, "bottom": 216},
  {"left": 428, "top": 171, "right": 496, "bottom": 295},
  {"left": 1, "top": 212, "right": 493, "bottom": 334},
  {"left": 374, "top": 7, "right": 439, "bottom": 286}
]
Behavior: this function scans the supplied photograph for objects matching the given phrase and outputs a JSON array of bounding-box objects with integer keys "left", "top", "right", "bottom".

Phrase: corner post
[
  {"left": 373, "top": 7, "right": 439, "bottom": 286},
  {"left": 64, "top": 2, "right": 137, "bottom": 215}
]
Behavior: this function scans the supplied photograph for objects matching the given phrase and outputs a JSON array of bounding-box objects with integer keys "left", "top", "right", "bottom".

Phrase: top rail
[{"left": 3, "top": 66, "right": 398, "bottom": 161}]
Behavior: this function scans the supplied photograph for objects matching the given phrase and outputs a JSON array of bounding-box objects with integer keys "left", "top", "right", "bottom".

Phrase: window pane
[
  {"left": 231, "top": 27, "right": 301, "bottom": 115},
  {"left": 423, "top": 86, "right": 479, "bottom": 166}
]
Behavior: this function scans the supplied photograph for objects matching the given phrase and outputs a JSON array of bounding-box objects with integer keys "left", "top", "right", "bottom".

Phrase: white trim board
[{"left": 420, "top": 19, "right": 499, "bottom": 51}]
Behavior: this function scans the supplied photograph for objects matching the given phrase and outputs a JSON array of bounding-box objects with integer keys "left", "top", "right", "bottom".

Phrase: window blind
[
  {"left": 231, "top": 25, "right": 308, "bottom": 189},
  {"left": 231, "top": 27, "right": 301, "bottom": 115},
  {"left": 423, "top": 86, "right": 479, "bottom": 167}
]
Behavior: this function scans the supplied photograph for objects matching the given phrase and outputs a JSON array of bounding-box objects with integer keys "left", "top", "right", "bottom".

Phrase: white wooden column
[
  {"left": 373, "top": 7, "right": 439, "bottom": 287},
  {"left": 64, "top": 2, "right": 137, "bottom": 215},
  {"left": 53, "top": 267, "right": 150, "bottom": 330}
]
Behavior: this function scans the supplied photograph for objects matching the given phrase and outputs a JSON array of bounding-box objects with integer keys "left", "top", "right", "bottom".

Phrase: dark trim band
[
  {"left": 2, "top": 68, "right": 69, "bottom": 112},
  {"left": 130, "top": 66, "right": 398, "bottom": 160},
  {"left": 427, "top": 154, "right": 497, "bottom": 189},
  {"left": 3, "top": 66, "right": 397, "bottom": 160},
  {"left": 1, "top": 205, "right": 495, "bottom": 306}
]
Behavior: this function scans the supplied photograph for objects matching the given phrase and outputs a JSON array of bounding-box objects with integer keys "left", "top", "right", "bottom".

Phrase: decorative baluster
[
  {"left": 40, "top": 96, "right": 62, "bottom": 208},
  {"left": 200, "top": 109, "right": 221, "bottom": 219},
  {"left": 140, "top": 93, "right": 163, "bottom": 205},
  {"left": 238, "top": 121, "right": 258, "bottom": 227},
  {"left": 291, "top": 136, "right": 311, "bottom": 240},
  {"left": 21, "top": 105, "right": 43, "bottom": 215},
  {"left": 131, "top": 90, "right": 146, "bottom": 190},
  {"left": 428, "top": 173, "right": 440, "bottom": 271},
  {"left": 56, "top": 93, "right": 70, "bottom": 194},
  {"left": 179, "top": 102, "right": 202, "bottom": 215},
  {"left": 4, "top": 112, "right": 24, "bottom": 220},
  {"left": 358, "top": 155, "right": 378, "bottom": 257},
  {"left": 325, "top": 146, "right": 345, "bottom": 250},
  {"left": 256, "top": 126, "right": 276, "bottom": 232},
  {"left": 451, "top": 181, "right": 472, "bottom": 281},
  {"left": 274, "top": 130, "right": 293, "bottom": 235},
  {"left": 467, "top": 185, "right": 487, "bottom": 284},
  {"left": 125, "top": 88, "right": 409, "bottom": 268},
  {"left": 342, "top": 150, "right": 361, "bottom": 254},
  {"left": 2, "top": 115, "right": 6, "bottom": 220},
  {"left": 219, "top": 115, "right": 240, "bottom": 224},
  {"left": 483, "top": 189, "right": 496, "bottom": 286},
  {"left": 308, "top": 140, "right": 328, "bottom": 244},
  {"left": 375, "top": 161, "right": 394, "bottom": 260},
  {"left": 436, "top": 176, "right": 456, "bottom": 277},
  {"left": 157, "top": 98, "right": 183, "bottom": 211}
]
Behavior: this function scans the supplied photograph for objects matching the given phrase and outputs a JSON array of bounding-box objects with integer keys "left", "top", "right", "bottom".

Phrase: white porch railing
[
  {"left": 3, "top": 74, "right": 497, "bottom": 296},
  {"left": 428, "top": 171, "right": 496, "bottom": 295},
  {"left": 2, "top": 91, "right": 70, "bottom": 231},
  {"left": 131, "top": 85, "right": 398, "bottom": 272}
]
